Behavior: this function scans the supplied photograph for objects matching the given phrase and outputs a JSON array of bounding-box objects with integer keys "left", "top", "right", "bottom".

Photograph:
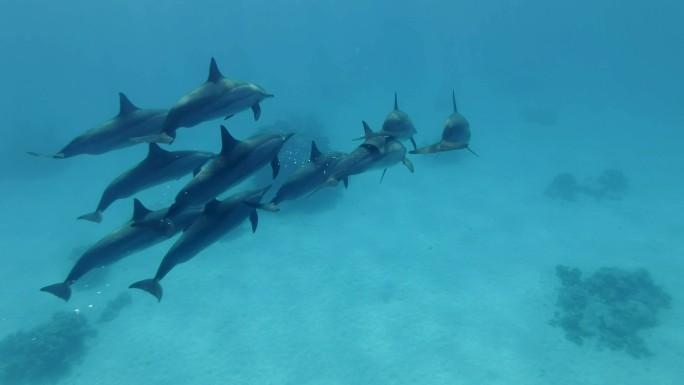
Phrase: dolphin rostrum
[
  {"left": 78, "top": 143, "right": 215, "bottom": 223},
  {"left": 129, "top": 186, "right": 277, "bottom": 302},
  {"left": 354, "top": 92, "right": 418, "bottom": 150},
  {"left": 29, "top": 93, "right": 167, "bottom": 158},
  {"left": 410, "top": 90, "right": 477, "bottom": 156},
  {"left": 270, "top": 141, "right": 346, "bottom": 206},
  {"left": 144, "top": 57, "right": 273, "bottom": 144},
  {"left": 158, "top": 125, "right": 293, "bottom": 221},
  {"left": 40, "top": 199, "right": 202, "bottom": 302}
]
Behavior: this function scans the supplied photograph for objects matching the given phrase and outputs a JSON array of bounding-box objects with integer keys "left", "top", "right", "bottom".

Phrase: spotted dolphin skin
[
  {"left": 409, "top": 90, "right": 477, "bottom": 156},
  {"left": 78, "top": 143, "right": 215, "bottom": 223},
  {"left": 129, "top": 186, "right": 277, "bottom": 302},
  {"left": 354, "top": 92, "right": 418, "bottom": 150},
  {"left": 313, "top": 121, "right": 414, "bottom": 193},
  {"left": 40, "top": 199, "right": 202, "bottom": 302},
  {"left": 147, "top": 57, "right": 273, "bottom": 144},
  {"left": 28, "top": 93, "right": 167, "bottom": 158},
  {"left": 159, "top": 126, "right": 293, "bottom": 221},
  {"left": 270, "top": 141, "right": 346, "bottom": 206}
]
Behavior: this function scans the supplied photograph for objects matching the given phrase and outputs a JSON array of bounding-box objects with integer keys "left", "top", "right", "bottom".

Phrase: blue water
[{"left": 1, "top": 0, "right": 683, "bottom": 384}]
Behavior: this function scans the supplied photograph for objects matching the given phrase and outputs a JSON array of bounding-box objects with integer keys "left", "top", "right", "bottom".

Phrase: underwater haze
[{"left": 1, "top": 0, "right": 683, "bottom": 384}]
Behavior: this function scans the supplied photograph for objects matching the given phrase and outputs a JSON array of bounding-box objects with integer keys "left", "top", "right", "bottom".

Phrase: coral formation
[
  {"left": 550, "top": 265, "right": 671, "bottom": 358},
  {"left": 545, "top": 172, "right": 580, "bottom": 201},
  {"left": 97, "top": 292, "right": 133, "bottom": 323},
  {"left": 545, "top": 169, "right": 629, "bottom": 202},
  {"left": 0, "top": 312, "right": 97, "bottom": 385}
]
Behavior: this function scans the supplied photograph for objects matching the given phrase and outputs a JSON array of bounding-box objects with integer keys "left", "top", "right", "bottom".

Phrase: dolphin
[
  {"left": 313, "top": 121, "right": 414, "bottom": 193},
  {"left": 40, "top": 199, "right": 202, "bottom": 302},
  {"left": 270, "top": 141, "right": 346, "bottom": 206},
  {"left": 78, "top": 143, "right": 215, "bottom": 223},
  {"left": 157, "top": 125, "right": 293, "bottom": 221},
  {"left": 28, "top": 93, "right": 167, "bottom": 158},
  {"left": 354, "top": 92, "right": 418, "bottom": 150},
  {"left": 409, "top": 90, "right": 478, "bottom": 156},
  {"left": 129, "top": 186, "right": 277, "bottom": 302},
  {"left": 142, "top": 57, "right": 273, "bottom": 144}
]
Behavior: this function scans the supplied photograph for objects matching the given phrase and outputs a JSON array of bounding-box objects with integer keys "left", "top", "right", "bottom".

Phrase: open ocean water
[{"left": 1, "top": 1, "right": 683, "bottom": 384}]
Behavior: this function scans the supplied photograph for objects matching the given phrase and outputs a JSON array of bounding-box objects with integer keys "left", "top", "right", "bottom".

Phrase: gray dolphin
[
  {"left": 28, "top": 93, "right": 167, "bottom": 158},
  {"left": 129, "top": 186, "right": 277, "bottom": 302},
  {"left": 270, "top": 141, "right": 346, "bottom": 206},
  {"left": 354, "top": 92, "right": 418, "bottom": 150},
  {"left": 78, "top": 143, "right": 215, "bottom": 223},
  {"left": 313, "top": 121, "right": 414, "bottom": 192},
  {"left": 159, "top": 125, "right": 293, "bottom": 220},
  {"left": 144, "top": 57, "right": 273, "bottom": 144},
  {"left": 40, "top": 199, "right": 202, "bottom": 302},
  {"left": 410, "top": 90, "right": 478, "bottom": 156}
]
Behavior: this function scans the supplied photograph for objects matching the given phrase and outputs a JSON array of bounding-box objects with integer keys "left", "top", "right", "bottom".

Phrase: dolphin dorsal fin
[
  {"left": 203, "top": 199, "right": 221, "bottom": 216},
  {"left": 207, "top": 57, "right": 224, "bottom": 83},
  {"left": 394, "top": 92, "right": 399, "bottom": 110},
  {"left": 452, "top": 90, "right": 458, "bottom": 113},
  {"left": 132, "top": 199, "right": 153, "bottom": 222},
  {"left": 146, "top": 143, "right": 170, "bottom": 161},
  {"left": 119, "top": 93, "right": 140, "bottom": 116},
  {"left": 310, "top": 141, "right": 322, "bottom": 162},
  {"left": 362, "top": 121, "right": 373, "bottom": 136},
  {"left": 219, "top": 125, "right": 240, "bottom": 155}
]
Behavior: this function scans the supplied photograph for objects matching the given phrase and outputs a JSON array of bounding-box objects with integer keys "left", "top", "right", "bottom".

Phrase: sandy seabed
[{"left": 1, "top": 106, "right": 682, "bottom": 385}]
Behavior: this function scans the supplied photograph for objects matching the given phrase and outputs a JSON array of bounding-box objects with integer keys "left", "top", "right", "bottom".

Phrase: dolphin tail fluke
[
  {"left": 130, "top": 133, "right": 175, "bottom": 145},
  {"left": 409, "top": 137, "right": 417, "bottom": 151},
  {"left": 77, "top": 210, "right": 103, "bottom": 224},
  {"left": 40, "top": 282, "right": 72, "bottom": 302},
  {"left": 27, "top": 151, "right": 65, "bottom": 159},
  {"left": 129, "top": 279, "right": 163, "bottom": 302},
  {"left": 403, "top": 157, "right": 415, "bottom": 173}
]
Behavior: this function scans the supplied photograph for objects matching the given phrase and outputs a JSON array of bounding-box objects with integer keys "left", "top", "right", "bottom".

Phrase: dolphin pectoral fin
[
  {"left": 403, "top": 157, "right": 415, "bottom": 173},
  {"left": 77, "top": 210, "right": 103, "bottom": 224},
  {"left": 249, "top": 209, "right": 259, "bottom": 233},
  {"left": 466, "top": 147, "right": 479, "bottom": 157},
  {"left": 409, "top": 137, "right": 417, "bottom": 151},
  {"left": 129, "top": 279, "right": 163, "bottom": 302},
  {"left": 271, "top": 156, "right": 280, "bottom": 179},
  {"left": 343, "top": 177, "right": 349, "bottom": 189},
  {"left": 27, "top": 151, "right": 65, "bottom": 159},
  {"left": 224, "top": 114, "right": 234, "bottom": 120},
  {"left": 252, "top": 103, "right": 262, "bottom": 121},
  {"left": 40, "top": 282, "right": 72, "bottom": 302},
  {"left": 379, "top": 168, "right": 388, "bottom": 184}
]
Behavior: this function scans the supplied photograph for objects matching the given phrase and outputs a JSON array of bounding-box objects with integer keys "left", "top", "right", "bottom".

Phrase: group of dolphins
[{"left": 33, "top": 57, "right": 476, "bottom": 303}]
